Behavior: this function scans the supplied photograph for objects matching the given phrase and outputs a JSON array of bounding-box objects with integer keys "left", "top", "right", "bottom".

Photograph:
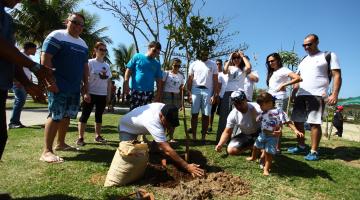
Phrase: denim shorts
[
  {"left": 48, "top": 92, "right": 80, "bottom": 121},
  {"left": 191, "top": 86, "right": 212, "bottom": 116},
  {"left": 254, "top": 132, "right": 278, "bottom": 155}
]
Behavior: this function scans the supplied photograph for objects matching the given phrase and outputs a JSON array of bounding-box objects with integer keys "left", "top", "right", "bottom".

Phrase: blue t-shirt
[
  {"left": 0, "top": 4, "right": 15, "bottom": 90},
  {"left": 126, "top": 53, "right": 162, "bottom": 92},
  {"left": 42, "top": 29, "right": 88, "bottom": 93}
]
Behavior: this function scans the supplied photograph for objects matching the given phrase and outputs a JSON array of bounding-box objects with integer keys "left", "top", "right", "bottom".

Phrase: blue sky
[{"left": 79, "top": 0, "right": 360, "bottom": 98}]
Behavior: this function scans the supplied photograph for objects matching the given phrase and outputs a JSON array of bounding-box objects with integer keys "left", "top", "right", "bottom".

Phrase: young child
[{"left": 246, "top": 92, "right": 303, "bottom": 176}]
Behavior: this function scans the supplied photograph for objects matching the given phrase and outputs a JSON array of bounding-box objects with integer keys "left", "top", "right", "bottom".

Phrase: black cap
[{"left": 161, "top": 104, "right": 180, "bottom": 127}]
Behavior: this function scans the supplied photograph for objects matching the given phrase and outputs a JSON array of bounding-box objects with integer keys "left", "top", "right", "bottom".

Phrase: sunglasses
[
  {"left": 302, "top": 43, "right": 312, "bottom": 47},
  {"left": 267, "top": 59, "right": 277, "bottom": 64},
  {"left": 70, "top": 20, "right": 84, "bottom": 27},
  {"left": 232, "top": 57, "right": 241, "bottom": 60},
  {"left": 98, "top": 48, "right": 107, "bottom": 52},
  {"left": 173, "top": 64, "right": 181, "bottom": 68}
]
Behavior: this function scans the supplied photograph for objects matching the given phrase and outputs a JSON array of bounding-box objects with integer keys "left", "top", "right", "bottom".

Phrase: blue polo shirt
[
  {"left": 0, "top": 4, "right": 15, "bottom": 90},
  {"left": 126, "top": 53, "right": 162, "bottom": 92},
  {"left": 42, "top": 30, "right": 88, "bottom": 93}
]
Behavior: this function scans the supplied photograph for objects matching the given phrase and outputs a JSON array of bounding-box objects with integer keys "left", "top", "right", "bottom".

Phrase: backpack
[{"left": 302, "top": 51, "right": 332, "bottom": 82}]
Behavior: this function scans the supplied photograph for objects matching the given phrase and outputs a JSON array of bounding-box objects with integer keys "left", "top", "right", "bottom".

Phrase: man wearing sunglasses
[
  {"left": 40, "top": 13, "right": 89, "bottom": 163},
  {"left": 289, "top": 33, "right": 342, "bottom": 161},
  {"left": 0, "top": 0, "right": 56, "bottom": 161}
]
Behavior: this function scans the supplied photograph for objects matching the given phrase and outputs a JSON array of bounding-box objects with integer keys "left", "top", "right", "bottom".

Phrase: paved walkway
[{"left": 5, "top": 107, "right": 129, "bottom": 129}]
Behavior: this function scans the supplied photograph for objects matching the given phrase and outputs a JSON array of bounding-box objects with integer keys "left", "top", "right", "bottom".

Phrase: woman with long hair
[
  {"left": 216, "top": 51, "right": 251, "bottom": 143},
  {"left": 265, "top": 52, "right": 302, "bottom": 153},
  {"left": 76, "top": 42, "right": 111, "bottom": 146},
  {"left": 161, "top": 58, "right": 184, "bottom": 142}
]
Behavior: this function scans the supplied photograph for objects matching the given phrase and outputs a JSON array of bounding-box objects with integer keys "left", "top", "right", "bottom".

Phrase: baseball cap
[
  {"left": 230, "top": 90, "right": 247, "bottom": 103},
  {"left": 161, "top": 104, "right": 180, "bottom": 127},
  {"left": 337, "top": 105, "right": 344, "bottom": 111}
]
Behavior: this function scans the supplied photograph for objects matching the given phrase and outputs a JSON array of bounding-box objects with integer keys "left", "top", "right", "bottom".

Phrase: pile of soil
[
  {"left": 158, "top": 172, "right": 250, "bottom": 199},
  {"left": 135, "top": 147, "right": 250, "bottom": 199}
]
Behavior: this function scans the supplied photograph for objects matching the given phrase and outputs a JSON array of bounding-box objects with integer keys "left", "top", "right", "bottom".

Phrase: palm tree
[
  {"left": 113, "top": 43, "right": 136, "bottom": 76},
  {"left": 11, "top": 0, "right": 112, "bottom": 60}
]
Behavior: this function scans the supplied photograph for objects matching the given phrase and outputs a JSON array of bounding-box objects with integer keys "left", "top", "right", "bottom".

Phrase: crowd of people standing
[{"left": 1, "top": 0, "right": 342, "bottom": 185}]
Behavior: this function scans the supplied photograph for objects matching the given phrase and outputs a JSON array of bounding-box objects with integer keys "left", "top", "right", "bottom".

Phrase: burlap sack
[{"left": 104, "top": 141, "right": 149, "bottom": 187}]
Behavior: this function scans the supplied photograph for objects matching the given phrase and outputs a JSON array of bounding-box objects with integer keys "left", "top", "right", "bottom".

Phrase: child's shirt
[{"left": 259, "top": 108, "right": 289, "bottom": 132}]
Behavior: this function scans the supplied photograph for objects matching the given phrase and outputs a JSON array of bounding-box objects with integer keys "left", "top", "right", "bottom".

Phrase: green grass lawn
[{"left": 1, "top": 112, "right": 360, "bottom": 200}]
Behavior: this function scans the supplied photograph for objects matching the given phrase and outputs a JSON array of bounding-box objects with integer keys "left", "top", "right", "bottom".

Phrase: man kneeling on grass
[{"left": 104, "top": 103, "right": 204, "bottom": 186}]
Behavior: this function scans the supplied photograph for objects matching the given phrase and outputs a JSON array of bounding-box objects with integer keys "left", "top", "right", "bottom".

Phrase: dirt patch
[
  {"left": 134, "top": 148, "right": 250, "bottom": 199},
  {"left": 158, "top": 171, "right": 250, "bottom": 199},
  {"left": 89, "top": 173, "right": 106, "bottom": 185}
]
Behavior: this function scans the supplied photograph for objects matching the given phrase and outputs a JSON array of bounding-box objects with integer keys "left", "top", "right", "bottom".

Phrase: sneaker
[
  {"left": 94, "top": 136, "right": 107, "bottom": 144},
  {"left": 207, "top": 127, "right": 212, "bottom": 132},
  {"left": 76, "top": 138, "right": 85, "bottom": 146},
  {"left": 8, "top": 123, "right": 26, "bottom": 129},
  {"left": 287, "top": 146, "right": 306, "bottom": 154},
  {"left": 304, "top": 152, "right": 319, "bottom": 161}
]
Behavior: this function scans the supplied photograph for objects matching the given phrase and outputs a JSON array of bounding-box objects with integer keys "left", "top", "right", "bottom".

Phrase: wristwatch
[{"left": 29, "top": 63, "right": 42, "bottom": 73}]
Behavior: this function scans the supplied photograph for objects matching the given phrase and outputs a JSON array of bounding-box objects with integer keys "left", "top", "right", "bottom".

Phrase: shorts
[
  {"left": 291, "top": 95, "right": 324, "bottom": 125},
  {"left": 48, "top": 92, "right": 80, "bottom": 121},
  {"left": 274, "top": 97, "right": 288, "bottom": 111},
  {"left": 119, "top": 131, "right": 139, "bottom": 141},
  {"left": 254, "top": 132, "right": 278, "bottom": 155},
  {"left": 162, "top": 92, "right": 181, "bottom": 108},
  {"left": 228, "top": 131, "right": 259, "bottom": 149},
  {"left": 191, "top": 86, "right": 212, "bottom": 116},
  {"left": 130, "top": 90, "right": 154, "bottom": 110}
]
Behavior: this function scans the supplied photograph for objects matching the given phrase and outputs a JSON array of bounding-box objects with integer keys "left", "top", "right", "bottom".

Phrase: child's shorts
[{"left": 254, "top": 132, "right": 278, "bottom": 155}]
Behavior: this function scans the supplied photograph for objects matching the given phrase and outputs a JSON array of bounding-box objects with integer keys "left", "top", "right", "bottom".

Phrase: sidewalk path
[
  {"left": 5, "top": 107, "right": 129, "bottom": 129},
  {"left": 322, "top": 122, "right": 360, "bottom": 142}
]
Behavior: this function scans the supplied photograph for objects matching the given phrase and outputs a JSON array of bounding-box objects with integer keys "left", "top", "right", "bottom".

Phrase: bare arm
[
  {"left": 215, "top": 127, "right": 233, "bottom": 152},
  {"left": 247, "top": 73, "right": 259, "bottom": 82},
  {"left": 241, "top": 55, "right": 252, "bottom": 74},
  {"left": 328, "top": 69, "right": 342, "bottom": 105},
  {"left": 154, "top": 78, "right": 163, "bottom": 102},
  {"left": 123, "top": 68, "right": 132, "bottom": 95},
  {"left": 277, "top": 72, "right": 302, "bottom": 91},
  {"left": 285, "top": 121, "right": 304, "bottom": 138},
  {"left": 158, "top": 142, "right": 204, "bottom": 177}
]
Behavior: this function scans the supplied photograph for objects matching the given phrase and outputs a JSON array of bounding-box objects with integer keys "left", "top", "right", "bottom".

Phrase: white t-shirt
[
  {"left": 268, "top": 67, "right": 293, "bottom": 99},
  {"left": 244, "top": 70, "right": 259, "bottom": 101},
  {"left": 225, "top": 66, "right": 246, "bottom": 92},
  {"left": 259, "top": 108, "right": 289, "bottom": 132},
  {"left": 226, "top": 102, "right": 261, "bottom": 134},
  {"left": 297, "top": 51, "right": 340, "bottom": 96},
  {"left": 119, "top": 103, "right": 167, "bottom": 142},
  {"left": 88, "top": 59, "right": 112, "bottom": 96},
  {"left": 218, "top": 72, "right": 228, "bottom": 98},
  {"left": 162, "top": 71, "right": 184, "bottom": 93},
  {"left": 22, "top": 52, "right": 32, "bottom": 80},
  {"left": 189, "top": 59, "right": 218, "bottom": 91}
]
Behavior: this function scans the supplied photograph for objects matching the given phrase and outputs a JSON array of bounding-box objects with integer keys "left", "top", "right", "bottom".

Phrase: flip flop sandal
[{"left": 40, "top": 154, "right": 64, "bottom": 163}]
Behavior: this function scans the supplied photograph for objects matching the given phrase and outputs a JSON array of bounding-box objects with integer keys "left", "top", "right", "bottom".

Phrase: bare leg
[
  {"left": 227, "top": 146, "right": 252, "bottom": 156},
  {"left": 40, "top": 118, "right": 64, "bottom": 163},
  {"left": 56, "top": 118, "right": 70, "bottom": 147},
  {"left": 191, "top": 113, "right": 199, "bottom": 140},
  {"left": 95, "top": 123, "right": 102, "bottom": 138},
  {"left": 294, "top": 122, "right": 306, "bottom": 146},
  {"left": 263, "top": 152, "right": 272, "bottom": 176},
  {"left": 310, "top": 124, "right": 322, "bottom": 152},
  {"left": 43, "top": 117, "right": 59, "bottom": 153},
  {"left": 276, "top": 130, "right": 282, "bottom": 152},
  {"left": 201, "top": 114, "right": 209, "bottom": 141},
  {"left": 246, "top": 146, "right": 259, "bottom": 161},
  {"left": 78, "top": 122, "right": 86, "bottom": 139}
]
